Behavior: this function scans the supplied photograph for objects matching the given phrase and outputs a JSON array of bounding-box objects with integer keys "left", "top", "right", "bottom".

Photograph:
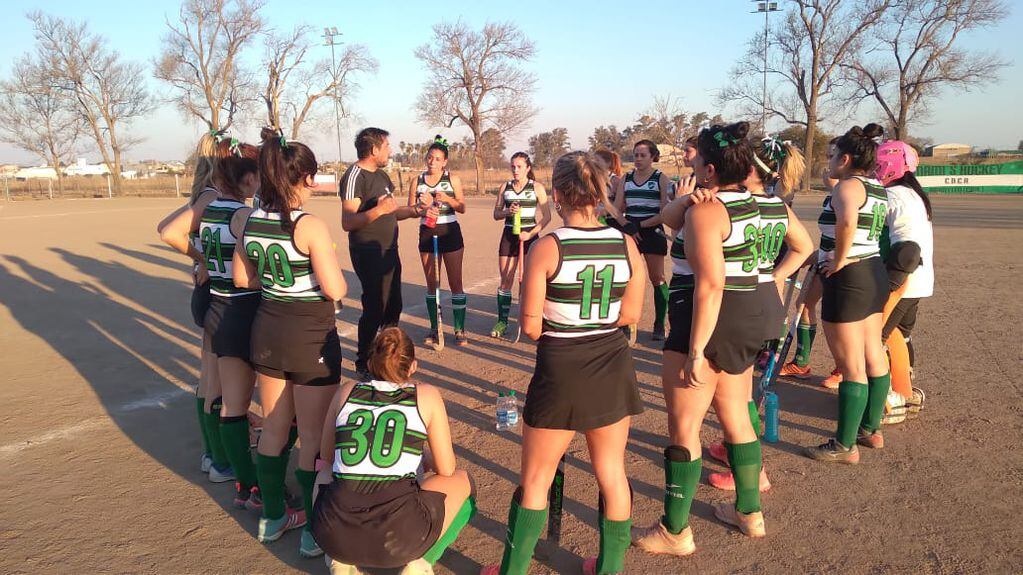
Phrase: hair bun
[
  {"left": 729, "top": 121, "right": 750, "bottom": 140},
  {"left": 259, "top": 126, "right": 278, "bottom": 144},
  {"left": 862, "top": 123, "right": 884, "bottom": 139}
]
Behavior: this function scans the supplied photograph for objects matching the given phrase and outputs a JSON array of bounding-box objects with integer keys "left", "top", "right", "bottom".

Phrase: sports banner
[{"left": 916, "top": 161, "right": 1023, "bottom": 194}]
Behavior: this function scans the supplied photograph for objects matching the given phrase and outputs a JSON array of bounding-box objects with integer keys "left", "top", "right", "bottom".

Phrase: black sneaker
[{"left": 651, "top": 324, "right": 666, "bottom": 341}]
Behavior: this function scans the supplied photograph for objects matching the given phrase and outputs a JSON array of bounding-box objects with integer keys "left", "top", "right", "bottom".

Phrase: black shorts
[
  {"left": 250, "top": 299, "right": 342, "bottom": 386},
  {"left": 311, "top": 479, "right": 445, "bottom": 569},
  {"left": 664, "top": 287, "right": 764, "bottom": 375},
  {"left": 882, "top": 297, "right": 920, "bottom": 340},
  {"left": 498, "top": 227, "right": 538, "bottom": 257},
  {"left": 524, "top": 330, "right": 643, "bottom": 431},
  {"left": 204, "top": 293, "right": 260, "bottom": 360},
  {"left": 629, "top": 219, "right": 668, "bottom": 256},
  {"left": 821, "top": 256, "right": 888, "bottom": 323},
  {"left": 757, "top": 282, "right": 785, "bottom": 341},
  {"left": 418, "top": 222, "right": 464, "bottom": 254},
  {"left": 190, "top": 279, "right": 212, "bottom": 328}
]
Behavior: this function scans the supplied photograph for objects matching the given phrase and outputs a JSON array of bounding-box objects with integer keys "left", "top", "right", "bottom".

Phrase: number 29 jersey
[
  {"left": 542, "top": 227, "right": 631, "bottom": 339},
  {"left": 333, "top": 380, "right": 428, "bottom": 494},
  {"left": 242, "top": 208, "right": 327, "bottom": 302}
]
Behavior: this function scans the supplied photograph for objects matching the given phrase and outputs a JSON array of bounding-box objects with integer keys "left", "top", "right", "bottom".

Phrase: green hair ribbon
[{"left": 713, "top": 131, "right": 739, "bottom": 148}]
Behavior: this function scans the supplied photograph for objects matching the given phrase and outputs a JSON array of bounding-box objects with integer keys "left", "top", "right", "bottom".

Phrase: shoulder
[
  {"left": 296, "top": 212, "right": 327, "bottom": 233},
  {"left": 415, "top": 383, "right": 441, "bottom": 403},
  {"left": 448, "top": 173, "right": 462, "bottom": 187},
  {"left": 533, "top": 181, "right": 547, "bottom": 194}
]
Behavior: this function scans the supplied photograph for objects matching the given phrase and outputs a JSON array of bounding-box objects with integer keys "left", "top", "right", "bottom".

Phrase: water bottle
[
  {"left": 512, "top": 208, "right": 522, "bottom": 235},
  {"left": 424, "top": 200, "right": 439, "bottom": 228},
  {"left": 496, "top": 392, "right": 520, "bottom": 431},
  {"left": 764, "top": 391, "right": 780, "bottom": 443}
]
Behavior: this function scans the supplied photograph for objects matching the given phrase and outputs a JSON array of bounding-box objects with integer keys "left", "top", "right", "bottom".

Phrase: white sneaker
[
  {"left": 208, "top": 464, "right": 235, "bottom": 483},
  {"left": 200, "top": 453, "right": 213, "bottom": 474}
]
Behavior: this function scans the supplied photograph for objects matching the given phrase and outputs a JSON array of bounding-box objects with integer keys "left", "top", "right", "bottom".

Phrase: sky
[{"left": 1, "top": 0, "right": 1020, "bottom": 165}]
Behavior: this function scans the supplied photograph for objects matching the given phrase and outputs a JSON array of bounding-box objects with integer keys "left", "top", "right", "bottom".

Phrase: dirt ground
[{"left": 0, "top": 194, "right": 1020, "bottom": 574}]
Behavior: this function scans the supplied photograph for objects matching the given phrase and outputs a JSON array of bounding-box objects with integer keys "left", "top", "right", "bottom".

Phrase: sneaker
[
  {"left": 856, "top": 428, "right": 885, "bottom": 449},
  {"left": 490, "top": 320, "right": 507, "bottom": 338},
  {"left": 233, "top": 483, "right": 252, "bottom": 509},
  {"left": 400, "top": 559, "right": 435, "bottom": 575},
  {"left": 803, "top": 439, "right": 860, "bottom": 464},
  {"left": 200, "top": 452, "right": 213, "bottom": 474},
  {"left": 707, "top": 441, "right": 729, "bottom": 466},
  {"left": 257, "top": 507, "right": 306, "bottom": 543},
  {"left": 328, "top": 560, "right": 365, "bottom": 575},
  {"left": 708, "top": 467, "right": 772, "bottom": 492},
  {"left": 712, "top": 503, "right": 766, "bottom": 538},
  {"left": 454, "top": 330, "right": 469, "bottom": 347},
  {"left": 651, "top": 324, "right": 665, "bottom": 342},
  {"left": 209, "top": 463, "right": 235, "bottom": 483},
  {"left": 582, "top": 557, "right": 619, "bottom": 575},
  {"left": 632, "top": 522, "right": 695, "bottom": 556},
  {"left": 778, "top": 362, "right": 811, "bottom": 379},
  {"left": 822, "top": 367, "right": 842, "bottom": 390},
  {"left": 243, "top": 487, "right": 263, "bottom": 512},
  {"left": 424, "top": 330, "right": 440, "bottom": 348},
  {"left": 299, "top": 528, "right": 324, "bottom": 558},
  {"left": 906, "top": 386, "right": 925, "bottom": 416}
]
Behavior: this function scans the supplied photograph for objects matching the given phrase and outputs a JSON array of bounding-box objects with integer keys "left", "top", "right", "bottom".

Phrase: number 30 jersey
[
  {"left": 333, "top": 380, "right": 429, "bottom": 493},
  {"left": 199, "top": 197, "right": 259, "bottom": 297},
  {"left": 242, "top": 208, "right": 327, "bottom": 302},
  {"left": 542, "top": 227, "right": 631, "bottom": 339}
]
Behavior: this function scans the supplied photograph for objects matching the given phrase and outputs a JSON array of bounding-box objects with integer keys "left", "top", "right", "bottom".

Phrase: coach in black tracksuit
[{"left": 340, "top": 127, "right": 425, "bottom": 377}]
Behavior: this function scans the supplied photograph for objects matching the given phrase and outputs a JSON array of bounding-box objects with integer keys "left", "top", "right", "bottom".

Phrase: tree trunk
[
  {"left": 111, "top": 147, "right": 124, "bottom": 195},
  {"left": 472, "top": 126, "right": 485, "bottom": 194},
  {"left": 803, "top": 114, "right": 818, "bottom": 193}
]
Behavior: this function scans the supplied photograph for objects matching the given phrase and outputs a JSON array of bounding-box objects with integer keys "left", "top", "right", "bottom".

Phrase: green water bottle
[{"left": 512, "top": 208, "right": 522, "bottom": 235}]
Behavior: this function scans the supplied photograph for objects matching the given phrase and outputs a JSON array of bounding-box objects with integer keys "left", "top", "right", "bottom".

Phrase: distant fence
[{"left": 917, "top": 161, "right": 1023, "bottom": 194}]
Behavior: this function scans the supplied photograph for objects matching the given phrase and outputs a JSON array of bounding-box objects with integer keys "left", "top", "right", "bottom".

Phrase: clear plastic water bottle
[
  {"left": 496, "top": 392, "right": 520, "bottom": 431},
  {"left": 764, "top": 391, "right": 780, "bottom": 443}
]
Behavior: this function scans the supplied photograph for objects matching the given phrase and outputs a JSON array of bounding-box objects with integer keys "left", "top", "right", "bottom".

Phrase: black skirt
[
  {"left": 498, "top": 227, "right": 538, "bottom": 257},
  {"left": 418, "top": 222, "right": 464, "bottom": 254},
  {"left": 204, "top": 293, "right": 260, "bottom": 360},
  {"left": 190, "top": 279, "right": 212, "bottom": 328},
  {"left": 627, "top": 218, "right": 668, "bottom": 256},
  {"left": 250, "top": 299, "right": 342, "bottom": 373},
  {"left": 524, "top": 330, "right": 643, "bottom": 431},
  {"left": 821, "top": 256, "right": 888, "bottom": 323},
  {"left": 757, "top": 281, "right": 785, "bottom": 342},
  {"left": 663, "top": 287, "right": 764, "bottom": 375},
  {"left": 311, "top": 479, "right": 445, "bottom": 569}
]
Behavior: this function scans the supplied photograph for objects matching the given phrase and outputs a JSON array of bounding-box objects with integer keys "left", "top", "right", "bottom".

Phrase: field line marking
[{"left": 0, "top": 206, "right": 169, "bottom": 220}]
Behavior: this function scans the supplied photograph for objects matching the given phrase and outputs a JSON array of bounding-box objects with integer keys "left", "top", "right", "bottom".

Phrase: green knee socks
[
  {"left": 257, "top": 452, "right": 288, "bottom": 520},
  {"left": 725, "top": 440, "right": 762, "bottom": 514},
  {"left": 497, "top": 290, "right": 512, "bottom": 324},
  {"left": 837, "top": 381, "right": 869, "bottom": 448},
  {"left": 794, "top": 323, "right": 816, "bottom": 367},
  {"left": 196, "top": 396, "right": 212, "bottom": 455},
  {"left": 653, "top": 282, "right": 669, "bottom": 329},
  {"left": 295, "top": 468, "right": 317, "bottom": 533},
  {"left": 747, "top": 400, "right": 762, "bottom": 437},
  {"left": 426, "top": 293, "right": 439, "bottom": 330},
  {"left": 423, "top": 496, "right": 477, "bottom": 564},
  {"left": 452, "top": 293, "right": 467, "bottom": 332},
  {"left": 861, "top": 373, "right": 892, "bottom": 433},
  {"left": 596, "top": 514, "right": 631, "bottom": 574},
  {"left": 204, "top": 398, "right": 229, "bottom": 470},
  {"left": 498, "top": 490, "right": 547, "bottom": 575},
  {"left": 220, "top": 416, "right": 257, "bottom": 489},
  {"left": 661, "top": 446, "right": 701, "bottom": 534}
]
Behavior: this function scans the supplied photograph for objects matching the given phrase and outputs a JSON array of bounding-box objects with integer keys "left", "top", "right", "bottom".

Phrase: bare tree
[
  {"left": 155, "top": 0, "right": 265, "bottom": 131},
  {"left": 843, "top": 0, "right": 1008, "bottom": 140},
  {"left": 720, "top": 0, "right": 891, "bottom": 187},
  {"left": 0, "top": 53, "right": 81, "bottom": 194},
  {"left": 645, "top": 96, "right": 724, "bottom": 177},
  {"left": 415, "top": 21, "right": 537, "bottom": 193},
  {"left": 30, "top": 12, "right": 153, "bottom": 195}
]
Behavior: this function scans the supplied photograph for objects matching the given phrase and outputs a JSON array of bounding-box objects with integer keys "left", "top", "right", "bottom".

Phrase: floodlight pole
[
  {"left": 323, "top": 27, "right": 344, "bottom": 185},
  {"left": 752, "top": 1, "right": 781, "bottom": 134}
]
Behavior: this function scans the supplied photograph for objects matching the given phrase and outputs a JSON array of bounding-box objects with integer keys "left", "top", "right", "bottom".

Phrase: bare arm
[
  {"left": 685, "top": 202, "right": 727, "bottom": 369},
  {"left": 825, "top": 179, "right": 865, "bottom": 275},
  {"left": 296, "top": 215, "right": 346, "bottom": 301},
  {"left": 493, "top": 184, "right": 510, "bottom": 220},
  {"left": 231, "top": 243, "right": 260, "bottom": 289},
  {"left": 420, "top": 384, "right": 457, "bottom": 477},
  {"left": 155, "top": 189, "right": 216, "bottom": 234},
  {"left": 160, "top": 196, "right": 213, "bottom": 267},
  {"left": 529, "top": 183, "right": 553, "bottom": 239},
  {"left": 437, "top": 176, "right": 466, "bottom": 213},
  {"left": 520, "top": 235, "right": 558, "bottom": 340},
  {"left": 617, "top": 235, "right": 647, "bottom": 326},
  {"left": 772, "top": 205, "right": 814, "bottom": 284},
  {"left": 319, "top": 384, "right": 355, "bottom": 470}
]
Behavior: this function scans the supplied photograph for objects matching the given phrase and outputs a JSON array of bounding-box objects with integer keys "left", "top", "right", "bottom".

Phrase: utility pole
[
  {"left": 323, "top": 27, "right": 344, "bottom": 190},
  {"left": 752, "top": 1, "right": 781, "bottom": 135}
]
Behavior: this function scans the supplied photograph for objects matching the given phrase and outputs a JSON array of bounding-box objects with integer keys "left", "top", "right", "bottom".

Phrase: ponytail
[
  {"left": 190, "top": 130, "right": 225, "bottom": 203},
  {"left": 368, "top": 327, "right": 415, "bottom": 383},
  {"left": 258, "top": 130, "right": 318, "bottom": 232},
  {"left": 888, "top": 172, "right": 933, "bottom": 221}
]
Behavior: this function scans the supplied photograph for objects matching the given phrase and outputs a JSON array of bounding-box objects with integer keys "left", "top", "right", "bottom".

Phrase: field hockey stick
[
  {"left": 512, "top": 238, "right": 525, "bottom": 343},
  {"left": 758, "top": 266, "right": 817, "bottom": 404},
  {"left": 757, "top": 275, "right": 801, "bottom": 382},
  {"left": 537, "top": 453, "right": 567, "bottom": 560},
  {"left": 433, "top": 235, "right": 444, "bottom": 351}
]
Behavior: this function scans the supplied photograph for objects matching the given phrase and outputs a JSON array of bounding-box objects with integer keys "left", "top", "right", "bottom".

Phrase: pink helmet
[{"left": 875, "top": 140, "right": 919, "bottom": 186}]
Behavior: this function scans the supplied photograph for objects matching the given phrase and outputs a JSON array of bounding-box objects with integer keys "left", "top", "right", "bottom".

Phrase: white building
[
  {"left": 64, "top": 158, "right": 111, "bottom": 176},
  {"left": 14, "top": 166, "right": 58, "bottom": 180}
]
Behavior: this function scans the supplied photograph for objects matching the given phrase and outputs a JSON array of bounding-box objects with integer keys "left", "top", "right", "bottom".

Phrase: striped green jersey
[
  {"left": 752, "top": 194, "right": 789, "bottom": 283},
  {"left": 670, "top": 189, "right": 762, "bottom": 292},
  {"left": 623, "top": 170, "right": 663, "bottom": 220},
  {"left": 190, "top": 186, "right": 219, "bottom": 254},
  {"left": 502, "top": 180, "right": 538, "bottom": 229},
  {"left": 241, "top": 208, "right": 327, "bottom": 302},
  {"left": 542, "top": 227, "right": 632, "bottom": 338},
  {"left": 333, "top": 380, "right": 428, "bottom": 494},
  {"left": 199, "top": 198, "right": 258, "bottom": 297},
  {"left": 415, "top": 171, "right": 457, "bottom": 225},
  {"left": 818, "top": 176, "right": 888, "bottom": 261}
]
